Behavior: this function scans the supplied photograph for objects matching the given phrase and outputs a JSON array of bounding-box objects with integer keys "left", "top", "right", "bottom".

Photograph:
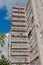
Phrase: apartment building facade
[
  {"left": 26, "top": 0, "right": 43, "bottom": 65},
  {"left": 8, "top": 6, "right": 30, "bottom": 65}
]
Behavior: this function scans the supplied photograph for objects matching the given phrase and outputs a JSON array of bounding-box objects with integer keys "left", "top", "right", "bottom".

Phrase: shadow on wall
[{"left": 0, "top": 5, "right": 11, "bottom": 34}]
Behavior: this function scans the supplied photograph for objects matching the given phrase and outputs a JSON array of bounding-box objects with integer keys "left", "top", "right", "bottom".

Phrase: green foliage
[
  {"left": 0, "top": 33, "right": 5, "bottom": 38},
  {"left": 0, "top": 33, "right": 6, "bottom": 47},
  {"left": 0, "top": 55, "right": 9, "bottom": 65}
]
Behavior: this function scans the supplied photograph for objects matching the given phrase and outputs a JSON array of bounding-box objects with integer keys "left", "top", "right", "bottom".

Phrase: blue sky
[{"left": 0, "top": 0, "right": 28, "bottom": 34}]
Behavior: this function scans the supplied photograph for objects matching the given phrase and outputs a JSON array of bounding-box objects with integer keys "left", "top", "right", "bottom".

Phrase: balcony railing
[
  {"left": 12, "top": 21, "right": 27, "bottom": 25},
  {"left": 12, "top": 13, "right": 26, "bottom": 16},
  {"left": 11, "top": 27, "right": 27, "bottom": 31},
  {"left": 11, "top": 32, "right": 28, "bottom": 36},
  {"left": 11, "top": 37, "right": 28, "bottom": 42},
  {"left": 12, "top": 52, "right": 29, "bottom": 56},
  {"left": 11, "top": 56, "right": 29, "bottom": 63},
  {"left": 12, "top": 9, "right": 25, "bottom": 12},
  {"left": 11, "top": 43, "right": 28, "bottom": 48}
]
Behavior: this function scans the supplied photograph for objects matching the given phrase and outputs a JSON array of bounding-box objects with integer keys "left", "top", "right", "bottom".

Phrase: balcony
[
  {"left": 29, "top": 39, "right": 38, "bottom": 58},
  {"left": 12, "top": 13, "right": 26, "bottom": 17},
  {"left": 12, "top": 52, "right": 29, "bottom": 56},
  {"left": 30, "top": 46, "right": 38, "bottom": 59},
  {"left": 30, "top": 56, "right": 41, "bottom": 65},
  {"left": 29, "top": 33, "right": 37, "bottom": 46},
  {"left": 12, "top": 22, "right": 27, "bottom": 26},
  {"left": 11, "top": 32, "right": 28, "bottom": 37},
  {"left": 11, "top": 43, "right": 28, "bottom": 48},
  {"left": 11, "top": 37, "right": 28, "bottom": 42},
  {"left": 11, "top": 56, "right": 29, "bottom": 63},
  {"left": 12, "top": 49, "right": 28, "bottom": 52},
  {"left": 11, "top": 27, "right": 27, "bottom": 31},
  {"left": 12, "top": 17, "right": 26, "bottom": 20},
  {"left": 27, "top": 21, "right": 34, "bottom": 34},
  {"left": 12, "top": 9, "right": 25, "bottom": 12}
]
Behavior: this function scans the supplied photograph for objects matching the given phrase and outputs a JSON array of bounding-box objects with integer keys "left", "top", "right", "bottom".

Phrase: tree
[
  {"left": 0, "top": 33, "right": 6, "bottom": 47},
  {"left": 0, "top": 55, "right": 9, "bottom": 65}
]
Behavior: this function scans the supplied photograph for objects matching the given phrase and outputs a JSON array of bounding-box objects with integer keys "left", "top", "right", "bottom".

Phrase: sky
[{"left": 0, "top": 0, "right": 28, "bottom": 34}]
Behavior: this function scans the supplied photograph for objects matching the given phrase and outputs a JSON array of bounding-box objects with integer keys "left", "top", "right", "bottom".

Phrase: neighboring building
[
  {"left": 8, "top": 6, "right": 30, "bottom": 65},
  {"left": 26, "top": 0, "right": 43, "bottom": 65}
]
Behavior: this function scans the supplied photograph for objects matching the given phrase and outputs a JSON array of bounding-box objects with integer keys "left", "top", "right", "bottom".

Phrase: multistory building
[
  {"left": 26, "top": 0, "right": 43, "bottom": 65},
  {"left": 8, "top": 6, "right": 30, "bottom": 65}
]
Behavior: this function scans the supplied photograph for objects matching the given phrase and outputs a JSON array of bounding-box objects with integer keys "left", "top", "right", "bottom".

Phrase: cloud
[
  {"left": 0, "top": 0, "right": 5, "bottom": 7},
  {"left": 0, "top": 0, "right": 28, "bottom": 17},
  {"left": 4, "top": 16, "right": 10, "bottom": 20}
]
